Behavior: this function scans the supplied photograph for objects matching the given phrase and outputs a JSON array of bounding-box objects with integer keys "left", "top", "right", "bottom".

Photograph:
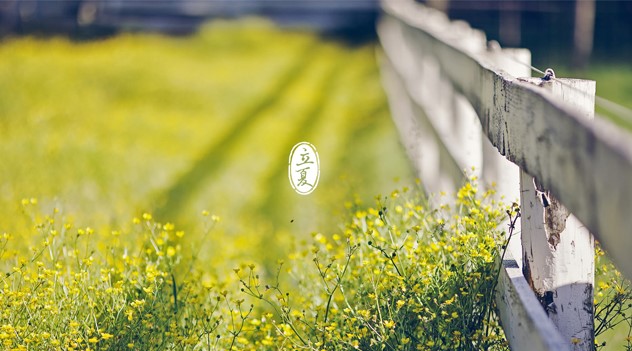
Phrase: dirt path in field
[{"left": 154, "top": 44, "right": 319, "bottom": 220}]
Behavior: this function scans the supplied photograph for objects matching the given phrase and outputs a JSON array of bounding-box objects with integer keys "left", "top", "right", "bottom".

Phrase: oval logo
[{"left": 288, "top": 142, "right": 320, "bottom": 195}]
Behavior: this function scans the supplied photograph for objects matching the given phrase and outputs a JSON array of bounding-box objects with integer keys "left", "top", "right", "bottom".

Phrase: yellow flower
[
  {"left": 88, "top": 337, "right": 99, "bottom": 343},
  {"left": 101, "top": 333, "right": 113, "bottom": 340}
]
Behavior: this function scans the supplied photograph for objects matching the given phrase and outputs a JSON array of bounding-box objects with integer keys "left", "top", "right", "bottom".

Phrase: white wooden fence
[{"left": 378, "top": 1, "right": 632, "bottom": 350}]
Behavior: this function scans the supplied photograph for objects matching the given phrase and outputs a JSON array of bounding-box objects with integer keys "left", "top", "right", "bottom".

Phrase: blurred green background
[{"left": 0, "top": 20, "right": 414, "bottom": 271}]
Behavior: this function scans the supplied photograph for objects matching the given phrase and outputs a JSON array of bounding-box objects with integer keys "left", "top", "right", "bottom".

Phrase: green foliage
[
  {"left": 0, "top": 180, "right": 512, "bottom": 350},
  {"left": 555, "top": 65, "right": 632, "bottom": 130},
  {"left": 0, "top": 203, "right": 230, "bottom": 350},
  {"left": 594, "top": 245, "right": 632, "bottom": 350},
  {"left": 237, "top": 179, "right": 512, "bottom": 350}
]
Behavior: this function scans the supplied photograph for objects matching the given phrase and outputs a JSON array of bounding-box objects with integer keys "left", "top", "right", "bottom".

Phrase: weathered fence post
[
  {"left": 520, "top": 77, "right": 596, "bottom": 350},
  {"left": 484, "top": 46, "right": 531, "bottom": 266},
  {"left": 378, "top": 15, "right": 467, "bottom": 196}
]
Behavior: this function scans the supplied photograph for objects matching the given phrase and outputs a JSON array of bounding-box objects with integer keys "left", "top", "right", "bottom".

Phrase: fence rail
[{"left": 378, "top": 0, "right": 632, "bottom": 350}]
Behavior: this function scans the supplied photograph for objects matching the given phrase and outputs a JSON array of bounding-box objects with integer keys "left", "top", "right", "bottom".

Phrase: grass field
[
  {"left": 0, "top": 20, "right": 413, "bottom": 263},
  {"left": 557, "top": 64, "right": 632, "bottom": 130}
]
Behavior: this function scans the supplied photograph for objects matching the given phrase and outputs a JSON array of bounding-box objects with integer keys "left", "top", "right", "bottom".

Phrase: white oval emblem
[{"left": 288, "top": 142, "right": 320, "bottom": 195}]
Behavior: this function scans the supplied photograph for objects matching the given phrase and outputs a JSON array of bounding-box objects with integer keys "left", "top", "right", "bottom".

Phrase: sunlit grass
[
  {"left": 557, "top": 64, "right": 632, "bottom": 130},
  {"left": 0, "top": 20, "right": 411, "bottom": 239},
  {"left": 0, "top": 21, "right": 316, "bottom": 230}
]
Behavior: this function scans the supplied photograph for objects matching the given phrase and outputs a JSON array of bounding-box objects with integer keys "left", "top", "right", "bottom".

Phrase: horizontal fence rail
[{"left": 378, "top": 0, "right": 632, "bottom": 350}]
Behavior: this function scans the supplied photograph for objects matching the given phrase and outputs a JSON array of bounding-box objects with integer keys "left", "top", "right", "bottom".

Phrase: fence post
[
  {"left": 485, "top": 46, "right": 531, "bottom": 267},
  {"left": 520, "top": 77, "right": 596, "bottom": 350}
]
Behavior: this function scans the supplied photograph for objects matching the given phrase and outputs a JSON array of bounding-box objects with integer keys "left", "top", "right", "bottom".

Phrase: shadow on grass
[{"left": 154, "top": 43, "right": 319, "bottom": 221}]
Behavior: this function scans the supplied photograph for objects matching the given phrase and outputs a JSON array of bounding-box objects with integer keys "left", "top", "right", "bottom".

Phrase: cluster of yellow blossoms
[{"left": 2, "top": 180, "right": 629, "bottom": 350}]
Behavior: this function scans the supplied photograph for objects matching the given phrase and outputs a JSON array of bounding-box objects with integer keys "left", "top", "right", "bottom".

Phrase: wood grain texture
[
  {"left": 496, "top": 252, "right": 571, "bottom": 351},
  {"left": 519, "top": 78, "right": 595, "bottom": 350},
  {"left": 379, "top": 50, "right": 463, "bottom": 195}
]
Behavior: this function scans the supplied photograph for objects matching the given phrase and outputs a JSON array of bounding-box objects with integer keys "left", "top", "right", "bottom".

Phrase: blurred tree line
[
  {"left": 1, "top": 0, "right": 630, "bottom": 68},
  {"left": 425, "top": 0, "right": 632, "bottom": 69}
]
